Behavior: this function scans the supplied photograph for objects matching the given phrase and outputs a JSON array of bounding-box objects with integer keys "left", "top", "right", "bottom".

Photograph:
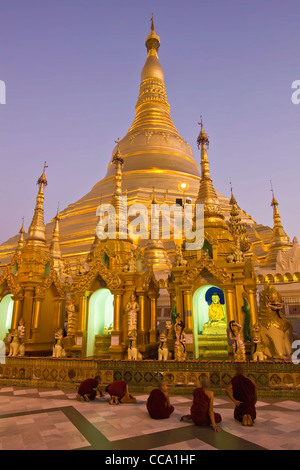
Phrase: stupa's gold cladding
[{"left": 0, "top": 19, "right": 297, "bottom": 365}]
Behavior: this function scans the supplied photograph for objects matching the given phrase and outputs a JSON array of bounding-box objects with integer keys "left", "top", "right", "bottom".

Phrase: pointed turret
[
  {"left": 228, "top": 184, "right": 250, "bottom": 252},
  {"left": 50, "top": 206, "right": 64, "bottom": 273},
  {"left": 17, "top": 218, "right": 25, "bottom": 251},
  {"left": 263, "top": 184, "right": 291, "bottom": 266},
  {"left": 110, "top": 139, "right": 128, "bottom": 240},
  {"left": 26, "top": 162, "right": 48, "bottom": 247},
  {"left": 196, "top": 117, "right": 226, "bottom": 228}
]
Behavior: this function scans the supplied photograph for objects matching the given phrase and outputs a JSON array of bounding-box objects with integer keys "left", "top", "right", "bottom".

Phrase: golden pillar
[
  {"left": 182, "top": 289, "right": 193, "bottom": 331},
  {"left": 137, "top": 290, "right": 146, "bottom": 345},
  {"left": 149, "top": 294, "right": 158, "bottom": 343},
  {"left": 31, "top": 297, "right": 43, "bottom": 330},
  {"left": 21, "top": 287, "right": 35, "bottom": 340},
  {"left": 78, "top": 292, "right": 88, "bottom": 333},
  {"left": 109, "top": 289, "right": 123, "bottom": 357},
  {"left": 54, "top": 297, "right": 65, "bottom": 330},
  {"left": 182, "top": 288, "right": 193, "bottom": 357},
  {"left": 224, "top": 284, "right": 236, "bottom": 323},
  {"left": 11, "top": 295, "right": 23, "bottom": 330},
  {"left": 248, "top": 287, "right": 259, "bottom": 326}
]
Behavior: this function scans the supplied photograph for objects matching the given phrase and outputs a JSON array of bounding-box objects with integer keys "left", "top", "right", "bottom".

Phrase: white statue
[
  {"left": 125, "top": 292, "right": 139, "bottom": 337},
  {"left": 17, "top": 318, "right": 25, "bottom": 356},
  {"left": 52, "top": 329, "right": 65, "bottom": 358},
  {"left": 8, "top": 329, "right": 20, "bottom": 357},
  {"left": 127, "top": 332, "right": 142, "bottom": 361},
  {"left": 251, "top": 324, "right": 267, "bottom": 362},
  {"left": 158, "top": 331, "right": 169, "bottom": 361}
]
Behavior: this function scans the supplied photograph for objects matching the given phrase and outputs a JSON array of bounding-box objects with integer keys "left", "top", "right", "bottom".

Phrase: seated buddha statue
[{"left": 202, "top": 293, "right": 227, "bottom": 335}]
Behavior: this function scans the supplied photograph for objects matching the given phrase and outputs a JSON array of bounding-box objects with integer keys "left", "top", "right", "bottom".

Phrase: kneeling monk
[
  {"left": 76, "top": 376, "right": 102, "bottom": 402},
  {"left": 180, "top": 377, "right": 222, "bottom": 432},
  {"left": 105, "top": 380, "right": 137, "bottom": 405},
  {"left": 147, "top": 381, "right": 174, "bottom": 419},
  {"left": 226, "top": 364, "right": 257, "bottom": 426}
]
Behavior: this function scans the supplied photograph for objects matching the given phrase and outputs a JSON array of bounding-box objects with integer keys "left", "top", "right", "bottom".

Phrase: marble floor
[{"left": 0, "top": 386, "right": 299, "bottom": 450}]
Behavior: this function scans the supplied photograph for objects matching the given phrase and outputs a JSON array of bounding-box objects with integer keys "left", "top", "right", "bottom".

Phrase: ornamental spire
[
  {"left": 228, "top": 183, "right": 250, "bottom": 252},
  {"left": 17, "top": 217, "right": 25, "bottom": 251},
  {"left": 50, "top": 205, "right": 62, "bottom": 262},
  {"left": 196, "top": 117, "right": 225, "bottom": 228},
  {"left": 26, "top": 162, "right": 48, "bottom": 246},
  {"left": 262, "top": 182, "right": 291, "bottom": 266}
]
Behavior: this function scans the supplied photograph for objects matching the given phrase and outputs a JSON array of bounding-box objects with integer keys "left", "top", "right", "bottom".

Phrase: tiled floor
[{"left": 0, "top": 386, "right": 299, "bottom": 450}]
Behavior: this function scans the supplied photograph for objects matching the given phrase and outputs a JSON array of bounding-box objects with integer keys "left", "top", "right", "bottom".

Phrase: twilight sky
[{"left": 0, "top": 0, "right": 299, "bottom": 244}]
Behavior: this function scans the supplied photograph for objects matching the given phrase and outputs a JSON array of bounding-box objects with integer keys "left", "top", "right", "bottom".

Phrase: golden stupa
[
  {"left": 0, "top": 18, "right": 296, "bottom": 363},
  {"left": 0, "top": 17, "right": 261, "bottom": 269}
]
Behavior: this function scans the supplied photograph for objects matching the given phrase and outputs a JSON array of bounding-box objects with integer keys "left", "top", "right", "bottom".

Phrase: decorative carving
[{"left": 181, "top": 258, "right": 231, "bottom": 285}]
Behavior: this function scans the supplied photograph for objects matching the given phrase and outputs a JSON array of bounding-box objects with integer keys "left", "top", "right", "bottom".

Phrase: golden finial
[
  {"left": 20, "top": 217, "right": 25, "bottom": 234},
  {"left": 229, "top": 182, "right": 237, "bottom": 205},
  {"left": 270, "top": 180, "right": 278, "bottom": 206},
  {"left": 145, "top": 14, "right": 160, "bottom": 52},
  {"left": 37, "top": 161, "right": 48, "bottom": 186},
  {"left": 197, "top": 115, "right": 209, "bottom": 149}
]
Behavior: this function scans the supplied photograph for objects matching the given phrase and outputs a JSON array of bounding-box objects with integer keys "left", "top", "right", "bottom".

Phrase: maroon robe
[
  {"left": 190, "top": 388, "right": 222, "bottom": 426},
  {"left": 78, "top": 378, "right": 99, "bottom": 400},
  {"left": 231, "top": 374, "right": 256, "bottom": 422},
  {"left": 105, "top": 380, "right": 127, "bottom": 399},
  {"left": 147, "top": 389, "right": 174, "bottom": 419}
]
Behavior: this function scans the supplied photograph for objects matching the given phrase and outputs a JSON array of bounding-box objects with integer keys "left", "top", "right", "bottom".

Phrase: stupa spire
[
  {"left": 196, "top": 117, "right": 225, "bottom": 228},
  {"left": 27, "top": 162, "right": 48, "bottom": 246},
  {"left": 127, "top": 17, "right": 177, "bottom": 135},
  {"left": 50, "top": 205, "right": 62, "bottom": 262},
  {"left": 269, "top": 182, "right": 291, "bottom": 250},
  {"left": 111, "top": 139, "right": 127, "bottom": 239},
  {"left": 17, "top": 217, "right": 25, "bottom": 251},
  {"left": 262, "top": 182, "right": 291, "bottom": 266},
  {"left": 228, "top": 183, "right": 250, "bottom": 252}
]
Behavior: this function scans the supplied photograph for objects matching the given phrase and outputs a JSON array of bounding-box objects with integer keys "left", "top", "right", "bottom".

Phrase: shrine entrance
[
  {"left": 86, "top": 288, "right": 114, "bottom": 357},
  {"left": 192, "top": 285, "right": 228, "bottom": 359},
  {"left": 0, "top": 294, "right": 14, "bottom": 342}
]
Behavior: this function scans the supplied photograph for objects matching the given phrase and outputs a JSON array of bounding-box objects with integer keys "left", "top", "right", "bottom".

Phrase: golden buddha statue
[
  {"left": 208, "top": 293, "right": 225, "bottom": 322},
  {"left": 202, "top": 292, "right": 227, "bottom": 335}
]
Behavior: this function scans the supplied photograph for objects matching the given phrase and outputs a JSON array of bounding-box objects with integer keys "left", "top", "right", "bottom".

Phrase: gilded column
[
  {"left": 22, "top": 287, "right": 35, "bottom": 340},
  {"left": 137, "top": 291, "right": 146, "bottom": 345},
  {"left": 54, "top": 297, "right": 65, "bottom": 330},
  {"left": 182, "top": 288, "right": 194, "bottom": 358},
  {"left": 109, "top": 290, "right": 123, "bottom": 358},
  {"left": 31, "top": 296, "right": 44, "bottom": 331},
  {"left": 248, "top": 287, "right": 259, "bottom": 326},
  {"left": 224, "top": 284, "right": 236, "bottom": 324},
  {"left": 149, "top": 294, "right": 158, "bottom": 343},
  {"left": 182, "top": 289, "right": 193, "bottom": 331},
  {"left": 11, "top": 295, "right": 23, "bottom": 330}
]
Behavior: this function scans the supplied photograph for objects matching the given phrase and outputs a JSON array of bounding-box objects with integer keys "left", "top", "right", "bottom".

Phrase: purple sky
[{"left": 0, "top": 0, "right": 299, "bottom": 244}]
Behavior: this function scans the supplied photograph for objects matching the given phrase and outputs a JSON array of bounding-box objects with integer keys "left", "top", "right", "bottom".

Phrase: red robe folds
[
  {"left": 231, "top": 374, "right": 256, "bottom": 422},
  {"left": 78, "top": 378, "right": 99, "bottom": 400},
  {"left": 190, "top": 388, "right": 222, "bottom": 426},
  {"left": 147, "top": 389, "right": 174, "bottom": 419},
  {"left": 105, "top": 380, "right": 127, "bottom": 399}
]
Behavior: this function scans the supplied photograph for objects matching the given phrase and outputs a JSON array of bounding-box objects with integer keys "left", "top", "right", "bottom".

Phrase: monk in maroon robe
[
  {"left": 180, "top": 377, "right": 222, "bottom": 432},
  {"left": 76, "top": 376, "right": 102, "bottom": 402},
  {"left": 147, "top": 381, "right": 174, "bottom": 419},
  {"left": 226, "top": 364, "right": 257, "bottom": 426},
  {"left": 105, "top": 380, "right": 137, "bottom": 404}
]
